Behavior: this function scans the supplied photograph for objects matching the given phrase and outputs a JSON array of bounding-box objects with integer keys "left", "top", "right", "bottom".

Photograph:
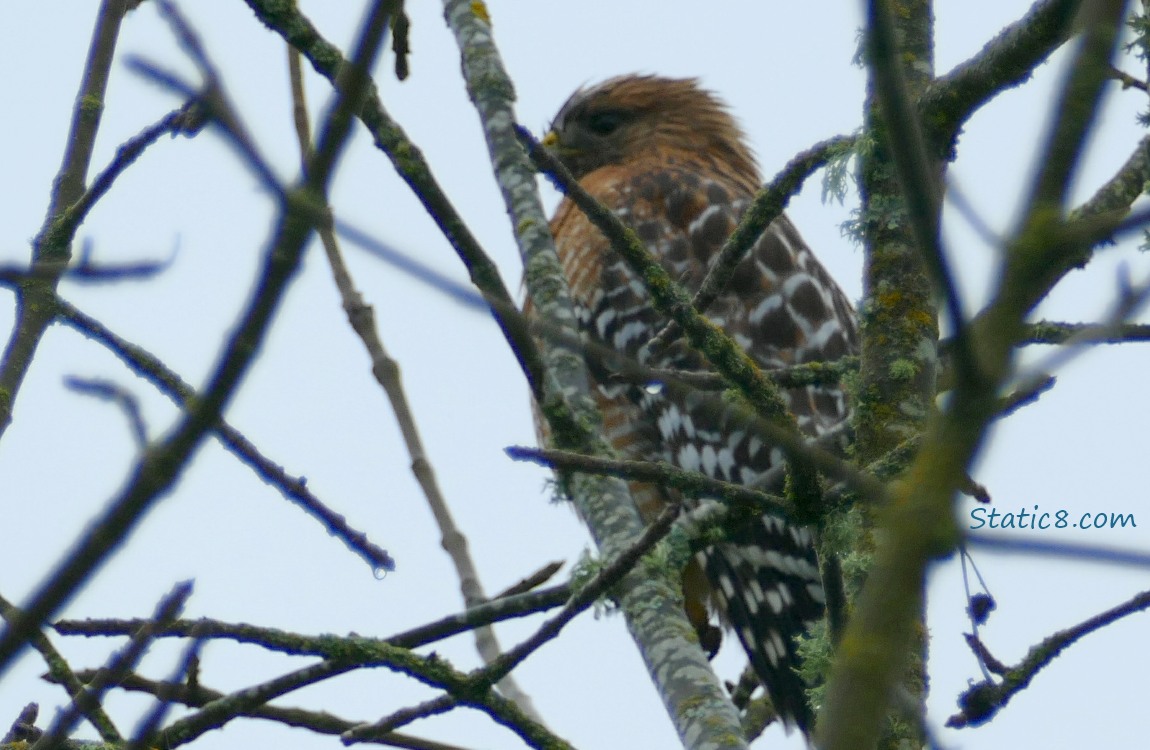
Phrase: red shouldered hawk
[{"left": 538, "top": 75, "right": 859, "bottom": 730}]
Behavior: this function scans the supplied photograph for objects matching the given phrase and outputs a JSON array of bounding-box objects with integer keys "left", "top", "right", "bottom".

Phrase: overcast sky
[{"left": 2, "top": 2, "right": 1149, "bottom": 749}]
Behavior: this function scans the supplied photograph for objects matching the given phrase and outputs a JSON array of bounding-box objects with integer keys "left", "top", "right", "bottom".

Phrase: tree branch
[
  {"left": 50, "top": 670, "right": 473, "bottom": 750},
  {"left": 819, "top": 4, "right": 1134, "bottom": 748},
  {"left": 1019, "top": 319, "right": 1150, "bottom": 344},
  {"left": 437, "top": 3, "right": 751, "bottom": 747},
  {"left": 53, "top": 296, "right": 394, "bottom": 573},
  {"left": 920, "top": 0, "right": 1080, "bottom": 153},
  {"left": 507, "top": 445, "right": 792, "bottom": 515},
  {"left": 0, "top": 0, "right": 129, "bottom": 437},
  {"left": 0, "top": 0, "right": 381, "bottom": 680},
  {"left": 241, "top": 0, "right": 547, "bottom": 400},
  {"left": 284, "top": 45, "right": 535, "bottom": 717},
  {"left": 948, "top": 588, "right": 1150, "bottom": 728}
]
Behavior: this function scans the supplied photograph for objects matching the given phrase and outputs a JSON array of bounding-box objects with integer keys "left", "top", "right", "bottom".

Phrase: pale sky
[{"left": 2, "top": 2, "right": 1149, "bottom": 749}]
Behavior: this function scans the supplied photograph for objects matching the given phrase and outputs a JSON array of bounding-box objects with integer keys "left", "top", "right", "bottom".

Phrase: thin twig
[
  {"left": 158, "top": 660, "right": 356, "bottom": 748},
  {"left": 286, "top": 44, "right": 538, "bottom": 718},
  {"left": 63, "top": 377, "right": 149, "bottom": 448},
  {"left": 0, "top": 0, "right": 377, "bottom": 680},
  {"left": 53, "top": 296, "right": 394, "bottom": 573},
  {"left": 507, "top": 445, "right": 791, "bottom": 516},
  {"left": 948, "top": 588, "right": 1150, "bottom": 728},
  {"left": 1019, "top": 319, "right": 1150, "bottom": 345},
  {"left": 54, "top": 670, "right": 474, "bottom": 750},
  {"left": 1013, "top": 271, "right": 1150, "bottom": 387},
  {"left": 0, "top": 596, "right": 120, "bottom": 743},
  {"left": 996, "top": 374, "right": 1056, "bottom": 418},
  {"left": 347, "top": 697, "right": 457, "bottom": 744},
  {"left": 56, "top": 582, "right": 571, "bottom": 654},
  {"left": 493, "top": 562, "right": 564, "bottom": 599},
  {"left": 0, "top": 0, "right": 129, "bottom": 436},
  {"left": 1108, "top": 64, "right": 1150, "bottom": 91},
  {"left": 0, "top": 256, "right": 171, "bottom": 285},
  {"left": 123, "top": 634, "right": 205, "bottom": 750},
  {"left": 61, "top": 102, "right": 206, "bottom": 241},
  {"left": 31, "top": 581, "right": 192, "bottom": 750}
]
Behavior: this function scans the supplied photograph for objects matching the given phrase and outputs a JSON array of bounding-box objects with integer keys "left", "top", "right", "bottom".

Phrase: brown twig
[
  {"left": 0, "top": 0, "right": 129, "bottom": 437},
  {"left": 285, "top": 43, "right": 539, "bottom": 719},
  {"left": 494, "top": 561, "right": 564, "bottom": 599}
]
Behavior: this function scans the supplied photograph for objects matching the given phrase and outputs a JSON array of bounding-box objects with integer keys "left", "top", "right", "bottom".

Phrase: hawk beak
[{"left": 541, "top": 130, "right": 560, "bottom": 148}]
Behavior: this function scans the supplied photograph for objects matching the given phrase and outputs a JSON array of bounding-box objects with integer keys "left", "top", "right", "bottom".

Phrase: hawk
[{"left": 538, "top": 75, "right": 859, "bottom": 729}]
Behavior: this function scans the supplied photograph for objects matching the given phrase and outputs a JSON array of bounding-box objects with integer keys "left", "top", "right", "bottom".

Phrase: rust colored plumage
[{"left": 538, "top": 75, "right": 859, "bottom": 730}]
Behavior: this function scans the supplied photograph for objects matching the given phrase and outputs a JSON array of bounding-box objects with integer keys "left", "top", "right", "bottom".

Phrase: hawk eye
[{"left": 585, "top": 109, "right": 627, "bottom": 136}]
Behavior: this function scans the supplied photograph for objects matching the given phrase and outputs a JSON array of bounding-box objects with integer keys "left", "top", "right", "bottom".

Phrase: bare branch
[
  {"left": 61, "top": 102, "right": 205, "bottom": 240},
  {"left": 1019, "top": 319, "right": 1150, "bottom": 344},
  {"left": 0, "top": 595, "right": 120, "bottom": 744},
  {"left": 63, "top": 377, "right": 149, "bottom": 448},
  {"left": 948, "top": 588, "right": 1150, "bottom": 728},
  {"left": 158, "top": 660, "right": 356, "bottom": 748},
  {"left": 51, "top": 670, "right": 473, "bottom": 750},
  {"left": 123, "top": 634, "right": 205, "bottom": 750},
  {"left": 0, "top": 0, "right": 130, "bottom": 436},
  {"left": 507, "top": 445, "right": 792, "bottom": 516},
  {"left": 31, "top": 581, "right": 192, "bottom": 750},
  {"left": 55, "top": 296, "right": 394, "bottom": 573},
  {"left": 56, "top": 582, "right": 570, "bottom": 654},
  {"left": 921, "top": 0, "right": 1080, "bottom": 151},
  {"left": 493, "top": 562, "right": 564, "bottom": 599},
  {"left": 285, "top": 45, "right": 538, "bottom": 719},
  {"left": 242, "top": 0, "right": 547, "bottom": 399},
  {"left": 0, "top": 0, "right": 379, "bottom": 679}
]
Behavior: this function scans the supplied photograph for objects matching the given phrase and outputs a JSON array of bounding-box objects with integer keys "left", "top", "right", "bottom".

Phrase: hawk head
[{"left": 542, "top": 74, "right": 759, "bottom": 190}]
